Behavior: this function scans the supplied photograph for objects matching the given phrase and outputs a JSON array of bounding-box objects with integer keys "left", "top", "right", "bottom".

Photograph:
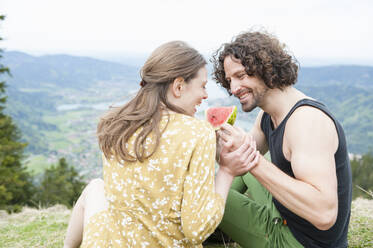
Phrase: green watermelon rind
[
  {"left": 226, "top": 105, "right": 237, "bottom": 126},
  {"left": 205, "top": 106, "right": 237, "bottom": 130}
]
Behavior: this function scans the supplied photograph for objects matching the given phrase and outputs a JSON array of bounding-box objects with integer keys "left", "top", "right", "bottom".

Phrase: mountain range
[{"left": 1, "top": 51, "right": 372, "bottom": 175}]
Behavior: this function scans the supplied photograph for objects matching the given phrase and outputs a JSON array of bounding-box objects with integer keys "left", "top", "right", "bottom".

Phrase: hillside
[
  {"left": 2, "top": 51, "right": 139, "bottom": 89},
  {"left": 2, "top": 51, "right": 140, "bottom": 177},
  {"left": 1, "top": 51, "right": 373, "bottom": 177},
  {"left": 0, "top": 198, "right": 372, "bottom": 248}
]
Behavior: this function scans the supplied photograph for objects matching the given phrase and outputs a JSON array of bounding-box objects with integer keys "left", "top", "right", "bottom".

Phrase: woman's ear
[{"left": 170, "top": 77, "right": 185, "bottom": 98}]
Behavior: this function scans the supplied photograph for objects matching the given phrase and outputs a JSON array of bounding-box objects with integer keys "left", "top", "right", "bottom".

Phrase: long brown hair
[{"left": 97, "top": 41, "right": 206, "bottom": 162}]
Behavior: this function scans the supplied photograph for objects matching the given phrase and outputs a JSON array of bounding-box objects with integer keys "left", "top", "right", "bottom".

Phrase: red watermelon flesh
[{"left": 205, "top": 106, "right": 237, "bottom": 129}]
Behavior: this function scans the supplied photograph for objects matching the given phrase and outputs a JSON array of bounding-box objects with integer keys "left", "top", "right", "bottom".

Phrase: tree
[
  {"left": 37, "top": 158, "right": 85, "bottom": 208},
  {"left": 0, "top": 15, "right": 35, "bottom": 212},
  {"left": 351, "top": 151, "right": 373, "bottom": 199}
]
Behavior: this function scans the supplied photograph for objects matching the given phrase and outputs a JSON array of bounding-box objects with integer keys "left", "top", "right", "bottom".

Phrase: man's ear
[{"left": 170, "top": 77, "right": 185, "bottom": 98}]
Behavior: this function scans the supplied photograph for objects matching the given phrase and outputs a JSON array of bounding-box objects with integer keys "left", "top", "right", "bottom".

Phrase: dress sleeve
[{"left": 181, "top": 125, "right": 225, "bottom": 245}]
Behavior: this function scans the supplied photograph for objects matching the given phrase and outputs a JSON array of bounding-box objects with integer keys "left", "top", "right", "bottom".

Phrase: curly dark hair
[{"left": 212, "top": 30, "right": 299, "bottom": 95}]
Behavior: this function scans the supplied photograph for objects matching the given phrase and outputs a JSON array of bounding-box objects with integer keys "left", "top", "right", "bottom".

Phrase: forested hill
[
  {"left": 298, "top": 65, "right": 373, "bottom": 89},
  {"left": 1, "top": 51, "right": 140, "bottom": 173},
  {"left": 2, "top": 51, "right": 139, "bottom": 89},
  {"left": 1, "top": 51, "right": 372, "bottom": 176}
]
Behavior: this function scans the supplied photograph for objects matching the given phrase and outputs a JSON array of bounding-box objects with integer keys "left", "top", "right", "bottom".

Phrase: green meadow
[{"left": 0, "top": 198, "right": 372, "bottom": 248}]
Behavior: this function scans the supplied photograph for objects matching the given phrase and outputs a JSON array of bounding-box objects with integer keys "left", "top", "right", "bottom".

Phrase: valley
[{"left": 2, "top": 51, "right": 372, "bottom": 180}]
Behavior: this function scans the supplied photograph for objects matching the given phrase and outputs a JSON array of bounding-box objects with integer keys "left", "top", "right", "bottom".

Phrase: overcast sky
[{"left": 2, "top": 0, "right": 373, "bottom": 65}]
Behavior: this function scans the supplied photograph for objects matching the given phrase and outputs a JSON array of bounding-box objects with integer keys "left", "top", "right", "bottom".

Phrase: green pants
[{"left": 219, "top": 172, "right": 303, "bottom": 248}]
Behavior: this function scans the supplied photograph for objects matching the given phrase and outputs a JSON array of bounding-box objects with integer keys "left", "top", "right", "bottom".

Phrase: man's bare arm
[
  {"left": 251, "top": 107, "right": 339, "bottom": 230},
  {"left": 249, "top": 110, "right": 268, "bottom": 155}
]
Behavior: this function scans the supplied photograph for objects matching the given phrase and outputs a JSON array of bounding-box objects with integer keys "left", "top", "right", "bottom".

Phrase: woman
[{"left": 63, "top": 41, "right": 257, "bottom": 248}]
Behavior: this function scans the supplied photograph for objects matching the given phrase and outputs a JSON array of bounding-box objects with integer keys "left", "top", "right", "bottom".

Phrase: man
[{"left": 212, "top": 30, "right": 352, "bottom": 247}]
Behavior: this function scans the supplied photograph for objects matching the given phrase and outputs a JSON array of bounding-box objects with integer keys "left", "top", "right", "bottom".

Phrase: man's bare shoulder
[
  {"left": 285, "top": 105, "right": 338, "bottom": 154},
  {"left": 288, "top": 105, "right": 336, "bottom": 130}
]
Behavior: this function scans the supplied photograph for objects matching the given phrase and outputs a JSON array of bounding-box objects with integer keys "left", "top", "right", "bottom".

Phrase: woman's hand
[
  {"left": 214, "top": 127, "right": 260, "bottom": 203},
  {"left": 217, "top": 123, "right": 246, "bottom": 152}
]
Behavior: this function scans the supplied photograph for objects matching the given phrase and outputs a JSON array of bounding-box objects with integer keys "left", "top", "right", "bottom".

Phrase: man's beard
[{"left": 241, "top": 88, "right": 268, "bottom": 112}]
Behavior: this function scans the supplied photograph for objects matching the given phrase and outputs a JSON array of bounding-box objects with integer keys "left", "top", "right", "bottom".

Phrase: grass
[
  {"left": 0, "top": 198, "right": 372, "bottom": 248},
  {"left": 348, "top": 198, "right": 373, "bottom": 247},
  {"left": 0, "top": 205, "right": 70, "bottom": 248}
]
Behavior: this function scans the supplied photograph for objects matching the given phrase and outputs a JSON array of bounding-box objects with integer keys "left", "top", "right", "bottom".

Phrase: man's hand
[{"left": 217, "top": 133, "right": 259, "bottom": 177}]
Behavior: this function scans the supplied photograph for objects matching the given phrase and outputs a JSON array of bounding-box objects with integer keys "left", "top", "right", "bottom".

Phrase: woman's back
[
  {"left": 82, "top": 113, "right": 224, "bottom": 247},
  {"left": 64, "top": 41, "right": 252, "bottom": 248}
]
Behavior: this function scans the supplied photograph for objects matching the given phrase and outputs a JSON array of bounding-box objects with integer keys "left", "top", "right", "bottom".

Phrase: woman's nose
[{"left": 203, "top": 91, "right": 208, "bottom": 99}]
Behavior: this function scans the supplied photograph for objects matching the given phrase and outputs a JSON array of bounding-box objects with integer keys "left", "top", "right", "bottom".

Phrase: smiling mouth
[{"left": 237, "top": 90, "right": 252, "bottom": 102}]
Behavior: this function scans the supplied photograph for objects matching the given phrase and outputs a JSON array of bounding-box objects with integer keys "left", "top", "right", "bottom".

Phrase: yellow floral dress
[{"left": 81, "top": 113, "right": 224, "bottom": 247}]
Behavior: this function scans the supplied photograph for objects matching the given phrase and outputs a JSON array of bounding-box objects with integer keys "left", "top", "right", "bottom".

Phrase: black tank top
[{"left": 260, "top": 99, "right": 352, "bottom": 248}]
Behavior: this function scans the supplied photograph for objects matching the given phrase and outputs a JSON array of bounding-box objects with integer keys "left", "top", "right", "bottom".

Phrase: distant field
[
  {"left": 24, "top": 155, "right": 52, "bottom": 175},
  {"left": 0, "top": 198, "right": 372, "bottom": 248},
  {"left": 24, "top": 107, "right": 104, "bottom": 177}
]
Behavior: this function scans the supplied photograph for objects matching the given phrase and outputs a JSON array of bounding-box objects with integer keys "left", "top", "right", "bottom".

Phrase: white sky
[{"left": 1, "top": 0, "right": 373, "bottom": 65}]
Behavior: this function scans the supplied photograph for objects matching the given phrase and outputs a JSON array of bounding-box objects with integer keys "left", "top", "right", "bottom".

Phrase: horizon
[{"left": 5, "top": 49, "right": 373, "bottom": 68}]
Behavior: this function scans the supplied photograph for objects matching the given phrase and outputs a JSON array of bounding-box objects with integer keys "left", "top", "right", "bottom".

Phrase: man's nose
[{"left": 230, "top": 79, "right": 240, "bottom": 95}]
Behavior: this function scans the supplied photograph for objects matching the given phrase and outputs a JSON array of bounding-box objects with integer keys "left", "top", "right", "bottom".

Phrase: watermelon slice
[{"left": 205, "top": 106, "right": 237, "bottom": 130}]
